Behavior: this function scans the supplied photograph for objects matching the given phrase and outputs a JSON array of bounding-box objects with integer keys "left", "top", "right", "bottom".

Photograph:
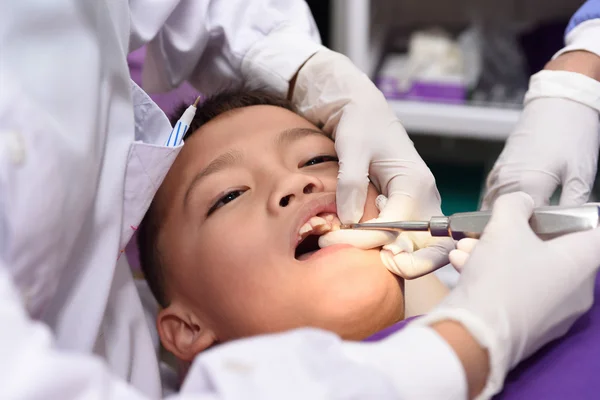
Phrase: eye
[
  {"left": 207, "top": 189, "right": 246, "bottom": 216},
  {"left": 302, "top": 155, "right": 338, "bottom": 167}
]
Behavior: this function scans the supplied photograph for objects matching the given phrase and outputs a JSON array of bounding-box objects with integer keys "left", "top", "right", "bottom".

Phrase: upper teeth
[{"left": 298, "top": 213, "right": 341, "bottom": 242}]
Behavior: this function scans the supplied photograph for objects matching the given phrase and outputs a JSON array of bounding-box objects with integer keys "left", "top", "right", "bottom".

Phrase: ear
[{"left": 157, "top": 303, "right": 217, "bottom": 361}]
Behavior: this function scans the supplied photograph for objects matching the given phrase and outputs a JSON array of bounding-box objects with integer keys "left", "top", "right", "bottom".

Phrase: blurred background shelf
[
  {"left": 390, "top": 100, "right": 521, "bottom": 140},
  {"left": 304, "top": 0, "right": 596, "bottom": 213},
  {"left": 327, "top": 0, "right": 581, "bottom": 141}
]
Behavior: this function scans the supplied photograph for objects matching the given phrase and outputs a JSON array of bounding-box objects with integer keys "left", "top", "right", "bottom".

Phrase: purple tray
[{"left": 376, "top": 77, "right": 466, "bottom": 104}]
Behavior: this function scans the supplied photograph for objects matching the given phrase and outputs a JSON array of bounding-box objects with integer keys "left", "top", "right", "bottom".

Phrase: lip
[
  {"left": 303, "top": 243, "right": 354, "bottom": 261},
  {"left": 290, "top": 192, "right": 337, "bottom": 255}
]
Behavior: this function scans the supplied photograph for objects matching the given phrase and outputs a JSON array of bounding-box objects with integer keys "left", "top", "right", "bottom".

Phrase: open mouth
[
  {"left": 295, "top": 234, "right": 321, "bottom": 260},
  {"left": 294, "top": 213, "right": 341, "bottom": 260}
]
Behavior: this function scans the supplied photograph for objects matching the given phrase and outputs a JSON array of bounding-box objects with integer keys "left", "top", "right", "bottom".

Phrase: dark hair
[{"left": 138, "top": 89, "right": 295, "bottom": 307}]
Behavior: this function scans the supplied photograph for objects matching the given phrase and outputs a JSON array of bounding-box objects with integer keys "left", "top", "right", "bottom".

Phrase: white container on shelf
[{"left": 330, "top": 0, "right": 579, "bottom": 140}]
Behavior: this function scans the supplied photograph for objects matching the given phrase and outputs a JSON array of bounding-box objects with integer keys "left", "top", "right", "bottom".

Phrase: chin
[
  {"left": 307, "top": 260, "right": 404, "bottom": 339},
  {"left": 325, "top": 295, "right": 405, "bottom": 340}
]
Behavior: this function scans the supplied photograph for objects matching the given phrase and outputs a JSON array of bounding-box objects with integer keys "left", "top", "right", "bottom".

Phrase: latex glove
[
  {"left": 292, "top": 49, "right": 442, "bottom": 224},
  {"left": 483, "top": 70, "right": 600, "bottom": 209},
  {"left": 319, "top": 195, "right": 455, "bottom": 279},
  {"left": 448, "top": 238, "right": 478, "bottom": 273},
  {"left": 292, "top": 50, "right": 453, "bottom": 277},
  {"left": 415, "top": 192, "right": 600, "bottom": 398}
]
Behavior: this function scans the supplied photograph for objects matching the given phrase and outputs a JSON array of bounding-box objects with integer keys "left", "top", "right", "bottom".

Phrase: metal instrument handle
[{"left": 445, "top": 205, "right": 600, "bottom": 240}]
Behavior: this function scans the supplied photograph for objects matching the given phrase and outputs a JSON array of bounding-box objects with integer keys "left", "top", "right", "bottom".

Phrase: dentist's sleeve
[
  {"left": 129, "top": 0, "right": 323, "bottom": 96},
  {"left": 0, "top": 262, "right": 466, "bottom": 399}
]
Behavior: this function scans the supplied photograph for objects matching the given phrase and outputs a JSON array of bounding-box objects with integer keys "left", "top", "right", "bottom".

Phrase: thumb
[
  {"left": 482, "top": 169, "right": 558, "bottom": 210},
  {"left": 336, "top": 149, "right": 371, "bottom": 224},
  {"left": 318, "top": 226, "right": 397, "bottom": 250},
  {"left": 380, "top": 239, "right": 453, "bottom": 279},
  {"left": 484, "top": 192, "right": 535, "bottom": 235},
  {"left": 448, "top": 239, "right": 479, "bottom": 273},
  {"left": 376, "top": 192, "right": 416, "bottom": 222},
  {"left": 449, "top": 249, "right": 469, "bottom": 272}
]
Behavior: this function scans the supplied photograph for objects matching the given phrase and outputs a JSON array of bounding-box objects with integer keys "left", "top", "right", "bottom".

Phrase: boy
[{"left": 137, "top": 90, "right": 448, "bottom": 362}]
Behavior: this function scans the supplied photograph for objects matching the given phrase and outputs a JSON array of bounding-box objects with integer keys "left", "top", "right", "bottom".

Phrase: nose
[{"left": 268, "top": 173, "right": 325, "bottom": 213}]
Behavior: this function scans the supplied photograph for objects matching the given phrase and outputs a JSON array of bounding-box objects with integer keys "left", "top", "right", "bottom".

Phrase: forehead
[
  {"left": 182, "top": 105, "right": 320, "bottom": 161},
  {"left": 155, "top": 105, "right": 324, "bottom": 205}
]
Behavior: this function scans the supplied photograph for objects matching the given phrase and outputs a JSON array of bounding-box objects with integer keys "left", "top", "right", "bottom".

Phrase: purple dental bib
[{"left": 365, "top": 273, "right": 600, "bottom": 399}]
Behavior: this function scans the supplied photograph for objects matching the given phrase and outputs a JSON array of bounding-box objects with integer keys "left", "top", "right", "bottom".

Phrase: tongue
[{"left": 297, "top": 250, "right": 318, "bottom": 261}]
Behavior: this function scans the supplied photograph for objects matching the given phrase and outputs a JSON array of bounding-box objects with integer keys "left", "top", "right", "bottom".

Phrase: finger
[
  {"left": 559, "top": 176, "right": 593, "bottom": 206},
  {"left": 336, "top": 149, "right": 371, "bottom": 224},
  {"left": 482, "top": 168, "right": 558, "bottom": 210},
  {"left": 393, "top": 231, "right": 450, "bottom": 250},
  {"left": 484, "top": 191, "right": 535, "bottom": 234},
  {"left": 380, "top": 239, "right": 453, "bottom": 279},
  {"left": 319, "top": 228, "right": 397, "bottom": 250},
  {"left": 376, "top": 192, "right": 415, "bottom": 222},
  {"left": 381, "top": 234, "right": 414, "bottom": 254},
  {"left": 379, "top": 165, "right": 442, "bottom": 219},
  {"left": 456, "top": 238, "right": 479, "bottom": 254},
  {"left": 449, "top": 249, "right": 469, "bottom": 272}
]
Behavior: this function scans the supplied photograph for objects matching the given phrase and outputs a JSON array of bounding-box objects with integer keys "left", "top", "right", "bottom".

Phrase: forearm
[
  {"left": 545, "top": 50, "right": 600, "bottom": 82},
  {"left": 546, "top": 0, "right": 600, "bottom": 81},
  {"left": 136, "top": 0, "right": 323, "bottom": 95},
  {"left": 432, "top": 321, "right": 490, "bottom": 399}
]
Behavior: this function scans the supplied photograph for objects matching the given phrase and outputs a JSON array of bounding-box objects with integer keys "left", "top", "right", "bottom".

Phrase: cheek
[
  {"left": 309, "top": 249, "right": 395, "bottom": 296},
  {"left": 316, "top": 168, "right": 339, "bottom": 192},
  {"left": 175, "top": 220, "right": 276, "bottom": 304},
  {"left": 301, "top": 249, "right": 404, "bottom": 334}
]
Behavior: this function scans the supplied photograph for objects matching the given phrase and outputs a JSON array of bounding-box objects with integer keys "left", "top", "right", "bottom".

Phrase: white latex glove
[
  {"left": 483, "top": 70, "right": 600, "bottom": 209},
  {"left": 319, "top": 194, "right": 454, "bottom": 279},
  {"left": 292, "top": 50, "right": 454, "bottom": 277},
  {"left": 448, "top": 237, "right": 478, "bottom": 273},
  {"left": 415, "top": 192, "right": 600, "bottom": 398}
]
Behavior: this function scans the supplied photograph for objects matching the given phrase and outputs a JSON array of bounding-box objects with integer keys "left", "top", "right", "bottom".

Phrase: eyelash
[
  {"left": 207, "top": 155, "right": 338, "bottom": 216},
  {"left": 207, "top": 189, "right": 246, "bottom": 216},
  {"left": 302, "top": 155, "right": 338, "bottom": 167}
]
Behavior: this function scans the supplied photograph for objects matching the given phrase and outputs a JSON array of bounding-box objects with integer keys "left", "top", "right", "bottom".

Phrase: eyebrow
[
  {"left": 183, "top": 127, "right": 328, "bottom": 208},
  {"left": 184, "top": 149, "right": 244, "bottom": 208},
  {"left": 275, "top": 127, "right": 328, "bottom": 147}
]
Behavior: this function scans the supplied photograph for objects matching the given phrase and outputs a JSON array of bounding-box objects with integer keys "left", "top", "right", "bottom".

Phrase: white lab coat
[{"left": 0, "top": 1, "right": 467, "bottom": 398}]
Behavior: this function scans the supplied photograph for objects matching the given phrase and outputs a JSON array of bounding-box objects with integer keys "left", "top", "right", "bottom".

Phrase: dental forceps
[{"left": 341, "top": 205, "right": 600, "bottom": 240}]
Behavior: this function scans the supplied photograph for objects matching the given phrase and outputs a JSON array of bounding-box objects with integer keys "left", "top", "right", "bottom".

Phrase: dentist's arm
[
  {"left": 483, "top": 0, "right": 600, "bottom": 208},
  {"left": 345, "top": 192, "right": 600, "bottom": 399},
  {"left": 129, "top": 0, "right": 322, "bottom": 96}
]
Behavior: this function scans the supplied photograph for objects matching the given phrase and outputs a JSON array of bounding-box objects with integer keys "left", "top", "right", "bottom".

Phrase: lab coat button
[{"left": 3, "top": 130, "right": 26, "bottom": 165}]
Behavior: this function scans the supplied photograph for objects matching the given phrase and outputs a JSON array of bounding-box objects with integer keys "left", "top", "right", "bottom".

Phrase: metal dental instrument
[
  {"left": 165, "top": 96, "right": 201, "bottom": 147},
  {"left": 340, "top": 205, "right": 600, "bottom": 240}
]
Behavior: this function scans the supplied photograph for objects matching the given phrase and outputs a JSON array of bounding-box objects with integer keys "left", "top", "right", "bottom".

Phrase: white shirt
[{"left": 0, "top": 1, "right": 467, "bottom": 398}]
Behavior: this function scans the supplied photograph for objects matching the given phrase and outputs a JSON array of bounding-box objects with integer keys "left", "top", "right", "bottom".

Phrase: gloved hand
[
  {"left": 292, "top": 49, "right": 440, "bottom": 224},
  {"left": 415, "top": 192, "right": 600, "bottom": 398},
  {"left": 319, "top": 194, "right": 455, "bottom": 279},
  {"left": 483, "top": 70, "right": 600, "bottom": 209},
  {"left": 292, "top": 49, "right": 453, "bottom": 277}
]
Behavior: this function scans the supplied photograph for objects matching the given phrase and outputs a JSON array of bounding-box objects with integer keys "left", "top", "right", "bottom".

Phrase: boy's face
[{"left": 155, "top": 105, "right": 404, "bottom": 359}]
